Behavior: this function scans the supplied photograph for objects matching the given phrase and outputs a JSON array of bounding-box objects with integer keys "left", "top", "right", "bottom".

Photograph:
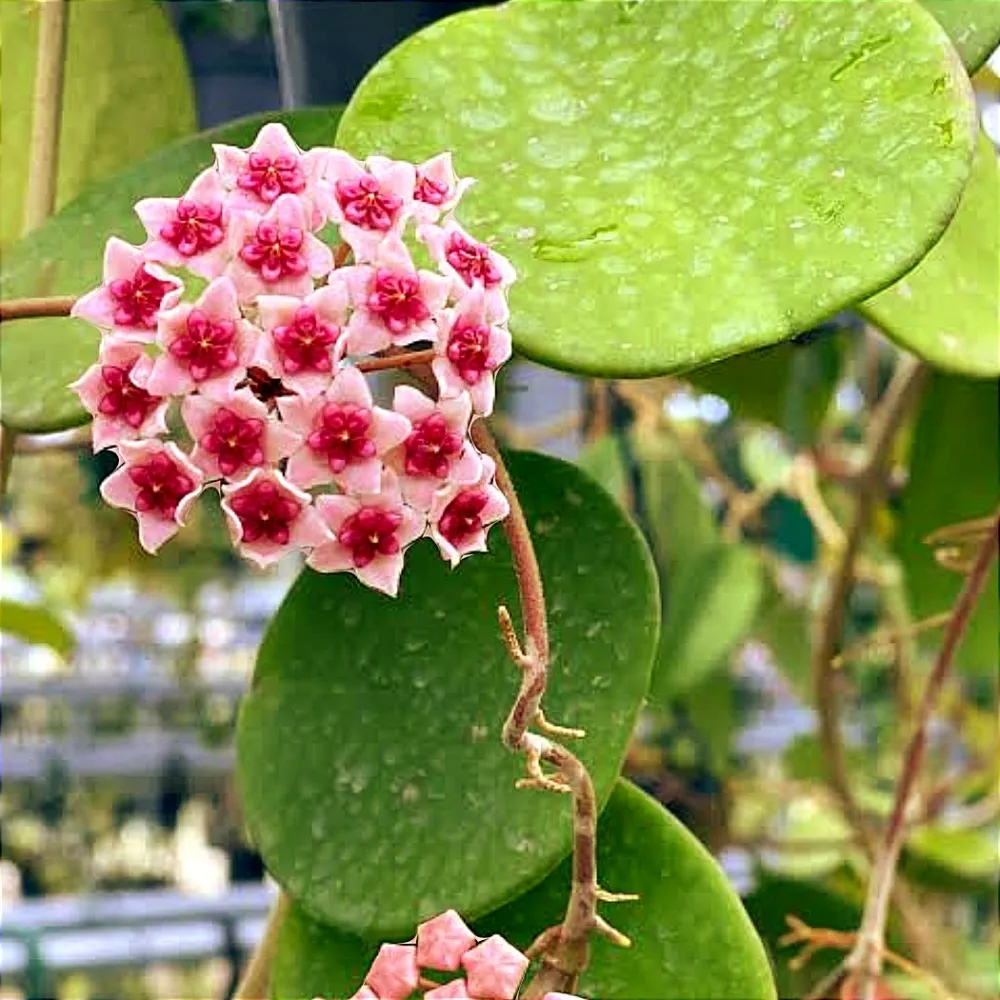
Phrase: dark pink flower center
[
  {"left": 366, "top": 269, "right": 430, "bottom": 336},
  {"left": 160, "top": 198, "right": 225, "bottom": 257},
  {"left": 98, "top": 363, "right": 160, "bottom": 429},
  {"left": 169, "top": 309, "right": 239, "bottom": 382},
  {"left": 438, "top": 489, "right": 489, "bottom": 547},
  {"left": 201, "top": 408, "right": 266, "bottom": 478},
  {"left": 240, "top": 220, "right": 307, "bottom": 283},
  {"left": 228, "top": 480, "right": 301, "bottom": 545},
  {"left": 403, "top": 412, "right": 463, "bottom": 479},
  {"left": 415, "top": 172, "right": 449, "bottom": 206},
  {"left": 107, "top": 266, "right": 175, "bottom": 329},
  {"left": 307, "top": 403, "right": 376, "bottom": 474},
  {"left": 238, "top": 152, "right": 306, "bottom": 203},
  {"left": 446, "top": 319, "right": 495, "bottom": 385},
  {"left": 272, "top": 305, "right": 340, "bottom": 374},
  {"left": 128, "top": 453, "right": 195, "bottom": 520},
  {"left": 445, "top": 233, "right": 502, "bottom": 288},
  {"left": 338, "top": 506, "right": 403, "bottom": 568},
  {"left": 336, "top": 175, "right": 402, "bottom": 231}
]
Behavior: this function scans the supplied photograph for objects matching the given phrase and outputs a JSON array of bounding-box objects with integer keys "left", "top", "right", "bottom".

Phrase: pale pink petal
[
  {"left": 272, "top": 192, "right": 308, "bottom": 231},
  {"left": 290, "top": 505, "right": 335, "bottom": 551},
  {"left": 199, "top": 276, "right": 241, "bottom": 319},
  {"left": 303, "top": 233, "right": 335, "bottom": 278},
  {"left": 367, "top": 156, "right": 417, "bottom": 203},
  {"left": 256, "top": 294, "right": 302, "bottom": 332},
  {"left": 488, "top": 326, "right": 513, "bottom": 369},
  {"left": 275, "top": 394, "right": 320, "bottom": 437},
  {"left": 392, "top": 385, "right": 436, "bottom": 424},
  {"left": 254, "top": 122, "right": 301, "bottom": 160},
  {"left": 99, "top": 464, "right": 139, "bottom": 509},
  {"left": 134, "top": 197, "right": 178, "bottom": 236},
  {"left": 450, "top": 445, "right": 484, "bottom": 486},
  {"left": 213, "top": 143, "right": 247, "bottom": 187},
  {"left": 104, "top": 236, "right": 145, "bottom": 278},
  {"left": 344, "top": 310, "right": 391, "bottom": 356},
  {"left": 306, "top": 538, "right": 354, "bottom": 574},
  {"left": 336, "top": 457, "right": 383, "bottom": 495},
  {"left": 314, "top": 493, "right": 360, "bottom": 533},
  {"left": 397, "top": 504, "right": 426, "bottom": 549},
  {"left": 425, "top": 980, "right": 471, "bottom": 1000},
  {"left": 181, "top": 394, "right": 221, "bottom": 442},
  {"left": 370, "top": 408, "right": 411, "bottom": 454},
  {"left": 432, "top": 357, "right": 473, "bottom": 401},
  {"left": 365, "top": 943, "right": 419, "bottom": 1000},
  {"left": 461, "top": 936, "right": 528, "bottom": 1000},
  {"left": 417, "top": 910, "right": 477, "bottom": 972},
  {"left": 328, "top": 366, "right": 373, "bottom": 409},
  {"left": 339, "top": 223, "right": 397, "bottom": 264},
  {"left": 328, "top": 263, "right": 373, "bottom": 306},
  {"left": 188, "top": 168, "right": 227, "bottom": 203},
  {"left": 356, "top": 552, "right": 406, "bottom": 596},
  {"left": 325, "top": 149, "right": 365, "bottom": 185},
  {"left": 144, "top": 354, "right": 196, "bottom": 398},
  {"left": 285, "top": 448, "right": 336, "bottom": 490},
  {"left": 309, "top": 281, "right": 351, "bottom": 325},
  {"left": 418, "top": 270, "right": 451, "bottom": 313},
  {"left": 469, "top": 374, "right": 497, "bottom": 417},
  {"left": 137, "top": 514, "right": 184, "bottom": 554},
  {"left": 227, "top": 257, "right": 314, "bottom": 303},
  {"left": 348, "top": 987, "right": 379, "bottom": 1000},
  {"left": 69, "top": 362, "right": 116, "bottom": 414},
  {"left": 268, "top": 421, "right": 303, "bottom": 462},
  {"left": 70, "top": 286, "right": 117, "bottom": 329}
]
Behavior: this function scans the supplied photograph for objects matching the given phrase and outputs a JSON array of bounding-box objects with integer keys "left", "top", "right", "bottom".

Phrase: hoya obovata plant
[{"left": 1, "top": 1, "right": 998, "bottom": 999}]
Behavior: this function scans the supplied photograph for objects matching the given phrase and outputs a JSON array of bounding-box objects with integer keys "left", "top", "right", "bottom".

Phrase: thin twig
[
  {"left": 0, "top": 295, "right": 77, "bottom": 323},
  {"left": 0, "top": 426, "right": 16, "bottom": 501},
  {"left": 355, "top": 348, "right": 437, "bottom": 374},
  {"left": 812, "top": 357, "right": 927, "bottom": 839},
  {"left": 471, "top": 421, "right": 632, "bottom": 997},
  {"left": 846, "top": 508, "right": 1000, "bottom": 1000},
  {"left": 233, "top": 890, "right": 289, "bottom": 1000},
  {"left": 24, "top": 0, "right": 68, "bottom": 232}
]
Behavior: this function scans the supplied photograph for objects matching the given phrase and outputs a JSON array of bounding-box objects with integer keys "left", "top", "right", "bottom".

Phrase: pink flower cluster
[
  {"left": 325, "top": 909, "right": 581, "bottom": 1000},
  {"left": 70, "top": 124, "right": 514, "bottom": 596}
]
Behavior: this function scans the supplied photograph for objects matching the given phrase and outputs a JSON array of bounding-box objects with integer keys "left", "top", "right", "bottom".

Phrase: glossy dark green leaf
[
  {"left": 0, "top": 599, "right": 74, "bottom": 658},
  {"left": 0, "top": 107, "right": 344, "bottom": 433},
  {"left": 273, "top": 781, "right": 777, "bottom": 1000},
  {"left": 337, "top": 0, "right": 975, "bottom": 377},
  {"left": 861, "top": 133, "right": 1000, "bottom": 377},
  {"left": 896, "top": 374, "right": 998, "bottom": 675},
  {"left": 0, "top": 0, "right": 196, "bottom": 248},
  {"left": 903, "top": 824, "right": 997, "bottom": 895},
  {"left": 238, "top": 451, "right": 659, "bottom": 938},
  {"left": 921, "top": 0, "right": 1000, "bottom": 70}
]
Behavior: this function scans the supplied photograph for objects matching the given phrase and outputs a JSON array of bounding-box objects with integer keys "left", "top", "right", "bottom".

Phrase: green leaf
[
  {"left": 652, "top": 542, "right": 763, "bottom": 701},
  {"left": 921, "top": 0, "right": 1000, "bottom": 71},
  {"left": 238, "top": 451, "right": 659, "bottom": 938},
  {"left": 741, "top": 426, "right": 794, "bottom": 492},
  {"left": 274, "top": 781, "right": 777, "bottom": 1000},
  {"left": 0, "top": 107, "right": 344, "bottom": 433},
  {"left": 0, "top": 0, "right": 196, "bottom": 248},
  {"left": 896, "top": 373, "right": 998, "bottom": 675},
  {"left": 903, "top": 824, "right": 998, "bottom": 894},
  {"left": 751, "top": 574, "right": 813, "bottom": 698},
  {"left": 336, "top": 0, "right": 975, "bottom": 378},
  {"left": 861, "top": 133, "right": 1000, "bottom": 377},
  {"left": 0, "top": 598, "right": 74, "bottom": 658}
]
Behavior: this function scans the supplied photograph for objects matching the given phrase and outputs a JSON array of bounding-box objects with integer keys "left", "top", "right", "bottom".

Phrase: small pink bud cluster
[
  {"left": 70, "top": 124, "right": 514, "bottom": 595},
  {"left": 318, "top": 909, "right": 582, "bottom": 1000}
]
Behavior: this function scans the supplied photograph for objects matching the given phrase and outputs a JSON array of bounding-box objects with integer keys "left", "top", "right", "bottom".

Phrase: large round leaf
[
  {"left": 921, "top": 0, "right": 1000, "bottom": 71},
  {"left": 861, "top": 133, "right": 999, "bottom": 377},
  {"left": 896, "top": 374, "right": 998, "bottom": 676},
  {"left": 238, "top": 451, "right": 659, "bottom": 938},
  {"left": 273, "top": 781, "right": 776, "bottom": 1000},
  {"left": 0, "top": 107, "right": 344, "bottom": 433},
  {"left": 336, "top": 0, "right": 975, "bottom": 378},
  {"left": 0, "top": 0, "right": 195, "bottom": 248}
]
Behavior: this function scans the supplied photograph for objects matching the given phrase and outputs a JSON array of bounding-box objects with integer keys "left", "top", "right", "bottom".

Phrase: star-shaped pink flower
[
  {"left": 363, "top": 943, "right": 421, "bottom": 1000},
  {"left": 307, "top": 470, "right": 424, "bottom": 597},
  {"left": 417, "top": 220, "right": 515, "bottom": 323},
  {"left": 389, "top": 386, "right": 481, "bottom": 511},
  {"left": 432, "top": 287, "right": 512, "bottom": 417},
  {"left": 424, "top": 980, "right": 471, "bottom": 999},
  {"left": 214, "top": 122, "right": 329, "bottom": 228},
  {"left": 326, "top": 151, "right": 415, "bottom": 262},
  {"left": 69, "top": 340, "right": 170, "bottom": 452},
  {"left": 100, "top": 440, "right": 204, "bottom": 553},
  {"left": 251, "top": 284, "right": 350, "bottom": 399},
  {"left": 417, "top": 910, "right": 477, "bottom": 972},
  {"left": 411, "top": 153, "right": 474, "bottom": 224},
  {"left": 461, "top": 935, "right": 529, "bottom": 1000},
  {"left": 428, "top": 455, "right": 509, "bottom": 568},
  {"left": 277, "top": 366, "right": 411, "bottom": 494},
  {"left": 136, "top": 168, "right": 231, "bottom": 279},
  {"left": 71, "top": 238, "right": 183, "bottom": 342},
  {"left": 220, "top": 467, "right": 331, "bottom": 569},
  {"left": 146, "top": 277, "right": 255, "bottom": 397},
  {"left": 182, "top": 387, "right": 300, "bottom": 482},
  {"left": 331, "top": 234, "right": 449, "bottom": 356},
  {"left": 226, "top": 194, "right": 334, "bottom": 304}
]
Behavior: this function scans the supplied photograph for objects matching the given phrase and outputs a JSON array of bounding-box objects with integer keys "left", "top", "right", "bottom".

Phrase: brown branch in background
[
  {"left": 0, "top": 427, "right": 17, "bottom": 501},
  {"left": 0, "top": 295, "right": 77, "bottom": 323},
  {"left": 24, "top": 0, "right": 68, "bottom": 232},
  {"left": 845, "top": 508, "right": 1000, "bottom": 1000},
  {"left": 472, "top": 421, "right": 633, "bottom": 997},
  {"left": 356, "top": 348, "right": 437, "bottom": 374},
  {"left": 812, "top": 357, "right": 927, "bottom": 840}
]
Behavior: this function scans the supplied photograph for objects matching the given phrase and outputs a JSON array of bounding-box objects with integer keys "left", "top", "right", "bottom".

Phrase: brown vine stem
[
  {"left": 233, "top": 891, "right": 290, "bottom": 1000},
  {"left": 355, "top": 348, "right": 437, "bottom": 374},
  {"left": 472, "top": 422, "right": 633, "bottom": 998},
  {"left": 812, "top": 356, "right": 927, "bottom": 838},
  {"left": 0, "top": 295, "right": 77, "bottom": 323},
  {"left": 24, "top": 0, "right": 68, "bottom": 232},
  {"left": 845, "top": 507, "right": 1000, "bottom": 1000}
]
